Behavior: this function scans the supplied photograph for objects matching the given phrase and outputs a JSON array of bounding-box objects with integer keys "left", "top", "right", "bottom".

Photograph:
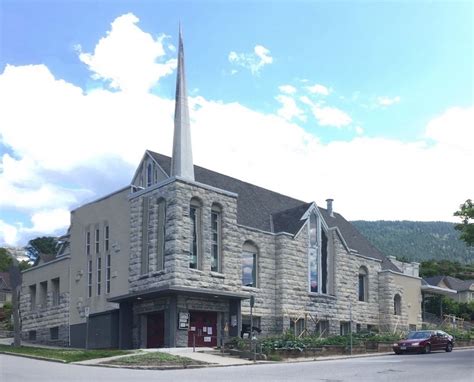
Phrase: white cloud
[
  {"left": 425, "top": 106, "right": 473, "bottom": 152},
  {"left": 278, "top": 85, "right": 297, "bottom": 95},
  {"left": 355, "top": 126, "right": 364, "bottom": 135},
  {"left": 228, "top": 44, "right": 273, "bottom": 75},
  {"left": 377, "top": 96, "right": 401, "bottom": 106},
  {"left": 275, "top": 95, "right": 306, "bottom": 121},
  {"left": 77, "top": 13, "right": 176, "bottom": 92},
  {"left": 28, "top": 209, "right": 71, "bottom": 234},
  {"left": 307, "top": 84, "right": 330, "bottom": 96},
  {"left": 1, "top": 13, "right": 472, "bottom": 246}
]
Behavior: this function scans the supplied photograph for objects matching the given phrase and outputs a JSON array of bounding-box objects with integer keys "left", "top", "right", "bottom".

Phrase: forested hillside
[{"left": 352, "top": 221, "right": 473, "bottom": 264}]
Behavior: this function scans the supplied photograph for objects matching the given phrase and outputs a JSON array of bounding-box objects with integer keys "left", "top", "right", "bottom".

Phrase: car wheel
[
  {"left": 446, "top": 342, "right": 453, "bottom": 352},
  {"left": 394, "top": 350, "right": 402, "bottom": 355},
  {"left": 422, "top": 344, "right": 431, "bottom": 354}
]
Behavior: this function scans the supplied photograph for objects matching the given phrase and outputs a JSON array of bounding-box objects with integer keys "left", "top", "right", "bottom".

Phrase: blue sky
[{"left": 0, "top": 0, "right": 473, "bottom": 246}]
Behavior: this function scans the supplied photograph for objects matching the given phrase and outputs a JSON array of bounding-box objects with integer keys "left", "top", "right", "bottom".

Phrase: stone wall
[{"left": 20, "top": 290, "right": 70, "bottom": 346}]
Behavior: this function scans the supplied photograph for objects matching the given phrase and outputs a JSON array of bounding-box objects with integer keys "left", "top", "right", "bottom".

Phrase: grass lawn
[
  {"left": 0, "top": 344, "right": 130, "bottom": 363},
  {"left": 105, "top": 351, "right": 207, "bottom": 367}
]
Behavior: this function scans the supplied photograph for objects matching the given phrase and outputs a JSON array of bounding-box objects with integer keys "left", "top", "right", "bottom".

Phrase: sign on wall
[{"left": 178, "top": 312, "right": 190, "bottom": 330}]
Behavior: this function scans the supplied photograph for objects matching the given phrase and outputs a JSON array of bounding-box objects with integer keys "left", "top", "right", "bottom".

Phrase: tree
[
  {"left": 0, "top": 248, "right": 14, "bottom": 272},
  {"left": 25, "top": 236, "right": 58, "bottom": 263},
  {"left": 454, "top": 199, "right": 474, "bottom": 247}
]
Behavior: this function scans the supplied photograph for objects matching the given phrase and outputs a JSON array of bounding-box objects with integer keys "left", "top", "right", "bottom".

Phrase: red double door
[
  {"left": 147, "top": 311, "right": 165, "bottom": 348},
  {"left": 187, "top": 311, "right": 217, "bottom": 347}
]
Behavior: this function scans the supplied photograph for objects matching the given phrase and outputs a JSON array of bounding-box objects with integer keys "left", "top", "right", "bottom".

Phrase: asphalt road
[{"left": 1, "top": 349, "right": 473, "bottom": 382}]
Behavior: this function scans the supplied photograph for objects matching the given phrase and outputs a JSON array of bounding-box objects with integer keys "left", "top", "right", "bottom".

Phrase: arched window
[
  {"left": 358, "top": 266, "right": 368, "bottom": 302},
  {"left": 394, "top": 294, "right": 402, "bottom": 316},
  {"left": 242, "top": 241, "right": 258, "bottom": 287},
  {"left": 189, "top": 198, "right": 202, "bottom": 270},
  {"left": 211, "top": 203, "right": 222, "bottom": 273},
  {"left": 156, "top": 198, "right": 166, "bottom": 271}
]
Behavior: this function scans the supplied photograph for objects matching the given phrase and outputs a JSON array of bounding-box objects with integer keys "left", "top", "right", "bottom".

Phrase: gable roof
[
  {"left": 444, "top": 276, "right": 474, "bottom": 292},
  {"left": 424, "top": 275, "right": 474, "bottom": 292},
  {"left": 148, "top": 151, "right": 400, "bottom": 272},
  {"left": 424, "top": 275, "right": 445, "bottom": 286}
]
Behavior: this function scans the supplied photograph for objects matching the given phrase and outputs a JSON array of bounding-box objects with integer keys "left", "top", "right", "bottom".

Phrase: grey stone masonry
[
  {"left": 20, "top": 289, "right": 70, "bottom": 346},
  {"left": 127, "top": 177, "right": 417, "bottom": 341},
  {"left": 129, "top": 179, "right": 243, "bottom": 295}
]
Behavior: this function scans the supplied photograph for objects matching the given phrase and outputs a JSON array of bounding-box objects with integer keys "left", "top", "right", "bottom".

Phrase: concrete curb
[
  {"left": 2, "top": 346, "right": 473, "bottom": 370},
  {"left": 0, "top": 350, "right": 66, "bottom": 363}
]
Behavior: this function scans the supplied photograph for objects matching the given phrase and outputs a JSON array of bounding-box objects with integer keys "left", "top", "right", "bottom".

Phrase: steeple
[{"left": 170, "top": 25, "right": 195, "bottom": 181}]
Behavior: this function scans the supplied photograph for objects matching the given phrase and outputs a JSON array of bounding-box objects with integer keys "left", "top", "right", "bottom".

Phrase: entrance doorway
[
  {"left": 187, "top": 311, "right": 217, "bottom": 347},
  {"left": 147, "top": 311, "right": 165, "bottom": 348}
]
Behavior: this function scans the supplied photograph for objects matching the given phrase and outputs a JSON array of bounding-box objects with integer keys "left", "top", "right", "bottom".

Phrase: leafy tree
[
  {"left": 420, "top": 259, "right": 474, "bottom": 280},
  {"left": 25, "top": 236, "right": 58, "bottom": 263},
  {"left": 454, "top": 199, "right": 474, "bottom": 247},
  {"left": 0, "top": 248, "right": 14, "bottom": 272}
]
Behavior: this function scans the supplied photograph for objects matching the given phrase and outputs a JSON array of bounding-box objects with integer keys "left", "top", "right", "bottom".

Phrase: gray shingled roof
[
  {"left": 424, "top": 275, "right": 446, "bottom": 287},
  {"left": 444, "top": 276, "right": 474, "bottom": 292},
  {"left": 149, "top": 151, "right": 400, "bottom": 272}
]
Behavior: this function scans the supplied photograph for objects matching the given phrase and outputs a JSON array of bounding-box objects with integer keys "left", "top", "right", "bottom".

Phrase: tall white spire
[{"left": 170, "top": 25, "right": 195, "bottom": 181}]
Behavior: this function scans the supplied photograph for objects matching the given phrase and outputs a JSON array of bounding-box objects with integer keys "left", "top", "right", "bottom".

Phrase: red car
[{"left": 393, "top": 330, "right": 454, "bottom": 354}]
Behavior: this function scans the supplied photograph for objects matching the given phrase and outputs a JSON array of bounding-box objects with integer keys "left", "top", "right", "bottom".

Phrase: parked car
[{"left": 393, "top": 330, "right": 454, "bottom": 354}]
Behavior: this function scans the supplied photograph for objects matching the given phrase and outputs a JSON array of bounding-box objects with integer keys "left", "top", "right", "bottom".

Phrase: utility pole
[{"left": 349, "top": 299, "right": 353, "bottom": 356}]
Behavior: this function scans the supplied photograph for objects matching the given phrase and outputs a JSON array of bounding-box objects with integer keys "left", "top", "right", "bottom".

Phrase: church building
[{"left": 19, "top": 30, "right": 423, "bottom": 349}]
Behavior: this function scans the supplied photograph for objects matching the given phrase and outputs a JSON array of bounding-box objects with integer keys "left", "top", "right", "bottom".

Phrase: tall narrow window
[
  {"left": 147, "top": 163, "right": 153, "bottom": 187},
  {"left": 87, "top": 259, "right": 92, "bottom": 298},
  {"left": 189, "top": 198, "right": 202, "bottom": 269},
  {"left": 51, "top": 278, "right": 60, "bottom": 306},
  {"left": 308, "top": 214, "right": 319, "bottom": 293},
  {"left": 242, "top": 241, "right": 258, "bottom": 287},
  {"left": 141, "top": 197, "right": 150, "bottom": 274},
  {"left": 211, "top": 204, "right": 222, "bottom": 272},
  {"left": 104, "top": 225, "right": 109, "bottom": 252},
  {"left": 106, "top": 254, "right": 111, "bottom": 294},
  {"left": 97, "top": 257, "right": 102, "bottom": 296},
  {"left": 308, "top": 213, "right": 330, "bottom": 294},
  {"left": 358, "top": 267, "right": 368, "bottom": 302},
  {"left": 86, "top": 231, "right": 91, "bottom": 255},
  {"left": 394, "top": 294, "right": 402, "bottom": 316},
  {"left": 29, "top": 285, "right": 36, "bottom": 311},
  {"left": 156, "top": 199, "right": 166, "bottom": 271},
  {"left": 95, "top": 228, "right": 100, "bottom": 254},
  {"left": 39, "top": 281, "right": 47, "bottom": 308}
]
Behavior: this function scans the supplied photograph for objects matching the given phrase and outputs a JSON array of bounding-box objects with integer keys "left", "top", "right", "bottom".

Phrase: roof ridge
[{"left": 148, "top": 150, "right": 308, "bottom": 205}]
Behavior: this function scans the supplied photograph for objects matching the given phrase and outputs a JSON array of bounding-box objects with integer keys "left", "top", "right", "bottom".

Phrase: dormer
[{"left": 131, "top": 150, "right": 169, "bottom": 192}]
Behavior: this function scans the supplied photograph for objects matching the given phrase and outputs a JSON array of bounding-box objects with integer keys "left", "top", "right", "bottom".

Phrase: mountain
[{"left": 351, "top": 221, "right": 474, "bottom": 264}]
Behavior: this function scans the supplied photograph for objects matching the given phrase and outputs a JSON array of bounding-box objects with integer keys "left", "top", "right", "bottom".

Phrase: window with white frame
[
  {"left": 308, "top": 212, "right": 330, "bottom": 294},
  {"left": 189, "top": 198, "right": 202, "bottom": 270},
  {"left": 95, "top": 228, "right": 100, "bottom": 254},
  {"left": 104, "top": 225, "right": 109, "bottom": 253},
  {"left": 86, "top": 231, "right": 91, "bottom": 255},
  {"left": 211, "top": 204, "right": 222, "bottom": 272},
  {"left": 87, "top": 259, "right": 92, "bottom": 298},
  {"left": 97, "top": 257, "right": 102, "bottom": 296},
  {"left": 242, "top": 241, "right": 258, "bottom": 287},
  {"left": 358, "top": 266, "right": 368, "bottom": 302},
  {"left": 106, "top": 253, "right": 111, "bottom": 294}
]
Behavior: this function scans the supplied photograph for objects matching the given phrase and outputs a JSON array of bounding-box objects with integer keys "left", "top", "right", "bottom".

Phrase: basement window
[{"left": 50, "top": 327, "right": 59, "bottom": 340}]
